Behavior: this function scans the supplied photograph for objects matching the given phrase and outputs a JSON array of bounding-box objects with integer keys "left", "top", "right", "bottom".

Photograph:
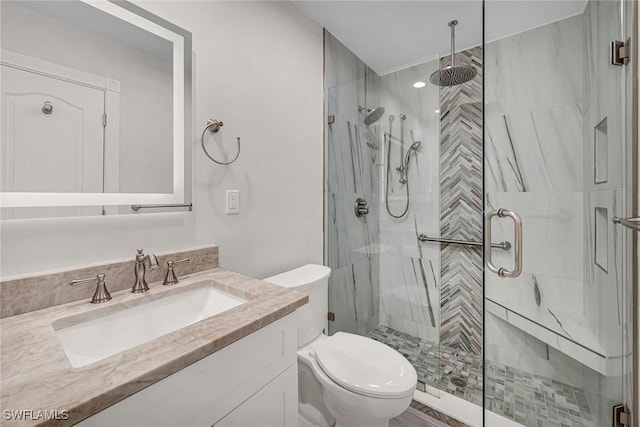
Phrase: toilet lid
[{"left": 314, "top": 332, "right": 417, "bottom": 398}]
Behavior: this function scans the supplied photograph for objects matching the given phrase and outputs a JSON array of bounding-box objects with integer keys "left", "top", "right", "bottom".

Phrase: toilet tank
[{"left": 263, "top": 264, "right": 331, "bottom": 348}]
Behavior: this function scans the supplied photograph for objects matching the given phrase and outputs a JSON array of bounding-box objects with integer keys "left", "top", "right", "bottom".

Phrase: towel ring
[{"left": 201, "top": 119, "right": 241, "bottom": 165}]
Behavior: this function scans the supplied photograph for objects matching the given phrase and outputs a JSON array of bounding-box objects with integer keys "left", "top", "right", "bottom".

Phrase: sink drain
[{"left": 450, "top": 377, "right": 467, "bottom": 388}]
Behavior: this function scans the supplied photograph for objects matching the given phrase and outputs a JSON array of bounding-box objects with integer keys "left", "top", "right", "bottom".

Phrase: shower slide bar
[
  {"left": 131, "top": 203, "right": 193, "bottom": 211},
  {"left": 418, "top": 234, "right": 511, "bottom": 250},
  {"left": 613, "top": 216, "right": 640, "bottom": 231}
]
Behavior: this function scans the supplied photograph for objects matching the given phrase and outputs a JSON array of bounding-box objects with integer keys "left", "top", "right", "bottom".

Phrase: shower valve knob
[{"left": 355, "top": 198, "right": 369, "bottom": 219}]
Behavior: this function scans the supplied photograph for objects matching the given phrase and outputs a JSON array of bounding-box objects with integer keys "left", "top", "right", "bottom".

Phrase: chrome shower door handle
[{"left": 485, "top": 208, "right": 523, "bottom": 278}]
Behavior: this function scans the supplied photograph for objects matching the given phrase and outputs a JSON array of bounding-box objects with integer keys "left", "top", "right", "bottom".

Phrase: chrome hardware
[
  {"left": 613, "top": 216, "right": 640, "bottom": 231},
  {"left": 418, "top": 234, "right": 511, "bottom": 250},
  {"left": 132, "top": 249, "right": 159, "bottom": 293},
  {"left": 613, "top": 404, "right": 630, "bottom": 426},
  {"left": 328, "top": 115, "right": 335, "bottom": 124},
  {"left": 69, "top": 273, "right": 112, "bottom": 304},
  {"left": 206, "top": 119, "right": 224, "bottom": 133},
  {"left": 485, "top": 208, "right": 523, "bottom": 278},
  {"left": 611, "top": 39, "right": 630, "bottom": 66},
  {"left": 41, "top": 101, "right": 53, "bottom": 114},
  {"left": 354, "top": 197, "right": 369, "bottom": 223},
  {"left": 201, "top": 119, "right": 241, "bottom": 165},
  {"left": 131, "top": 203, "right": 193, "bottom": 212},
  {"left": 163, "top": 258, "right": 190, "bottom": 286}
]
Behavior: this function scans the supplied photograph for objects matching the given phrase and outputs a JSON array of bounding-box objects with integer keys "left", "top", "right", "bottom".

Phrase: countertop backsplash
[{"left": 0, "top": 245, "right": 219, "bottom": 318}]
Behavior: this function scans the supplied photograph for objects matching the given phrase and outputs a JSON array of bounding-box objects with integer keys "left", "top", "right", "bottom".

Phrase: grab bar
[
  {"left": 613, "top": 216, "right": 640, "bottom": 231},
  {"left": 131, "top": 203, "right": 193, "bottom": 212},
  {"left": 418, "top": 234, "right": 511, "bottom": 250}
]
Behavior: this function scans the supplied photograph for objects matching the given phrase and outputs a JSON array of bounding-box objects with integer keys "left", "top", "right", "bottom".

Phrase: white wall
[{"left": 0, "top": 1, "right": 324, "bottom": 279}]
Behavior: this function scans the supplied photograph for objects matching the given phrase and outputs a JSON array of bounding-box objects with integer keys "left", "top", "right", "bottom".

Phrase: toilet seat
[{"left": 313, "top": 332, "right": 416, "bottom": 399}]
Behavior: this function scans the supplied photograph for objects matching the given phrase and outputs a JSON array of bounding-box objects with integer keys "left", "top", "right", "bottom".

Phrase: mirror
[{"left": 0, "top": 0, "right": 192, "bottom": 218}]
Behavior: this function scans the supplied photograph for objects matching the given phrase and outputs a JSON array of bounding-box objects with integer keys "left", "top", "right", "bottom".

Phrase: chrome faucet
[{"left": 132, "top": 249, "right": 159, "bottom": 293}]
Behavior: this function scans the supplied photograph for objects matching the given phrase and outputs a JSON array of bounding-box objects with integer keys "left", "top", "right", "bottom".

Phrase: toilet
[{"left": 264, "top": 264, "right": 417, "bottom": 427}]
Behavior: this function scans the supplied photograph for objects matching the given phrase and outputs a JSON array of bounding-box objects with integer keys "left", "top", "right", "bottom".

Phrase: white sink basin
[{"left": 54, "top": 286, "right": 247, "bottom": 368}]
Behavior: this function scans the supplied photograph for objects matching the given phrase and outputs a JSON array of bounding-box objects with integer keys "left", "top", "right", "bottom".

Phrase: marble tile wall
[
  {"left": 582, "top": 0, "right": 627, "bottom": 367},
  {"left": 438, "top": 47, "right": 483, "bottom": 355},
  {"left": 324, "top": 31, "right": 381, "bottom": 335},
  {"left": 581, "top": 0, "right": 631, "bottom": 419}
]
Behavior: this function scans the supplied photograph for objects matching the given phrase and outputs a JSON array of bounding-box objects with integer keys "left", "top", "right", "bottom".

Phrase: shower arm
[{"left": 449, "top": 20, "right": 457, "bottom": 68}]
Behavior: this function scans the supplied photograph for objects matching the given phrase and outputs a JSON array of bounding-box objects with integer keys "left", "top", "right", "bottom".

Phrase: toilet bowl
[{"left": 264, "top": 265, "right": 417, "bottom": 427}]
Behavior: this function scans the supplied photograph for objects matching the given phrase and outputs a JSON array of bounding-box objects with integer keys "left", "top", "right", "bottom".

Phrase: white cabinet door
[
  {"left": 1, "top": 64, "right": 105, "bottom": 217},
  {"left": 214, "top": 364, "right": 298, "bottom": 427}
]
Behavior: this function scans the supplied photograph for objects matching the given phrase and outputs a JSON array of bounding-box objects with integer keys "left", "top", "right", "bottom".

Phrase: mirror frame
[{"left": 0, "top": 0, "right": 192, "bottom": 210}]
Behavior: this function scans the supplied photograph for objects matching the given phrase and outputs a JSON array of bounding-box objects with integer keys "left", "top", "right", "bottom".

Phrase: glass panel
[
  {"left": 324, "top": 30, "right": 445, "bottom": 400},
  {"left": 483, "top": 1, "right": 631, "bottom": 425},
  {"left": 324, "top": 3, "right": 482, "bottom": 413}
]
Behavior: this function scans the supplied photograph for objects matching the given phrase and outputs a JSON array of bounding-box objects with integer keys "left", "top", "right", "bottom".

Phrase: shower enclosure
[{"left": 324, "top": 0, "right": 636, "bottom": 426}]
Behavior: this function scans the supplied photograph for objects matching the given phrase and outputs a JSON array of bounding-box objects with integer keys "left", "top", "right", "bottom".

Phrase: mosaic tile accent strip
[
  {"left": 439, "top": 47, "right": 484, "bottom": 355},
  {"left": 369, "top": 325, "right": 598, "bottom": 427}
]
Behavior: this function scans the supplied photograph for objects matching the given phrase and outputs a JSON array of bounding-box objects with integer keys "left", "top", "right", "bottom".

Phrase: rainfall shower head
[
  {"left": 359, "top": 105, "right": 385, "bottom": 125},
  {"left": 430, "top": 20, "right": 477, "bottom": 87}
]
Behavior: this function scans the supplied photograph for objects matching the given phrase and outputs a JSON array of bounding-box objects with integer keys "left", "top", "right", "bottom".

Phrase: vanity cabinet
[
  {"left": 214, "top": 365, "right": 297, "bottom": 427},
  {"left": 77, "top": 313, "right": 298, "bottom": 427}
]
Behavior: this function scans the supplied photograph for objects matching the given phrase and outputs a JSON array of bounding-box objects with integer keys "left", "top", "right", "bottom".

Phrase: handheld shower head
[{"left": 404, "top": 141, "right": 422, "bottom": 169}]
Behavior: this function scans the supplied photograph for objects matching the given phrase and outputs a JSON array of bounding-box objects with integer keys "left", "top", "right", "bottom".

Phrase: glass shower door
[{"left": 483, "top": 1, "right": 633, "bottom": 426}]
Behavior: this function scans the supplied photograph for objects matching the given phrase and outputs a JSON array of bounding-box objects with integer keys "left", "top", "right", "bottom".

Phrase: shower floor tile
[{"left": 368, "top": 325, "right": 597, "bottom": 427}]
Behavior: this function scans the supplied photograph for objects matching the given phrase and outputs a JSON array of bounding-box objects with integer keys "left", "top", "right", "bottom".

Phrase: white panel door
[{"left": 1, "top": 64, "right": 105, "bottom": 217}]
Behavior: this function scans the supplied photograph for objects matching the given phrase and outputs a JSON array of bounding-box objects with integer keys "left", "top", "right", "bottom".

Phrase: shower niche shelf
[{"left": 594, "top": 117, "right": 608, "bottom": 184}]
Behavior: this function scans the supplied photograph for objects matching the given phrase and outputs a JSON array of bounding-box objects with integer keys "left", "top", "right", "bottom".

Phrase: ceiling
[{"left": 294, "top": 0, "right": 587, "bottom": 75}]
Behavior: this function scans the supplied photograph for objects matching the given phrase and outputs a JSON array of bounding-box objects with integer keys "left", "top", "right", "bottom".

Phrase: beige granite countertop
[{"left": 0, "top": 268, "right": 308, "bottom": 426}]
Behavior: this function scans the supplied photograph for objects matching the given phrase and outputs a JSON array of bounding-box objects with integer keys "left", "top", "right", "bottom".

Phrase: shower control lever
[{"left": 355, "top": 198, "right": 369, "bottom": 223}]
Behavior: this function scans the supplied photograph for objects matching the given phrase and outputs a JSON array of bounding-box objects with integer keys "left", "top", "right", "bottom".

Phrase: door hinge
[
  {"left": 611, "top": 39, "right": 630, "bottom": 66},
  {"left": 327, "top": 115, "right": 335, "bottom": 125},
  {"left": 327, "top": 312, "right": 335, "bottom": 321},
  {"left": 103, "top": 114, "right": 107, "bottom": 127},
  {"left": 613, "top": 404, "right": 630, "bottom": 426}
]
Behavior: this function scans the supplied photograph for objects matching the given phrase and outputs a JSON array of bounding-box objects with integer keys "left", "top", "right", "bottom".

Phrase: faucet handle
[
  {"left": 163, "top": 258, "right": 190, "bottom": 286},
  {"left": 69, "top": 273, "right": 112, "bottom": 304}
]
